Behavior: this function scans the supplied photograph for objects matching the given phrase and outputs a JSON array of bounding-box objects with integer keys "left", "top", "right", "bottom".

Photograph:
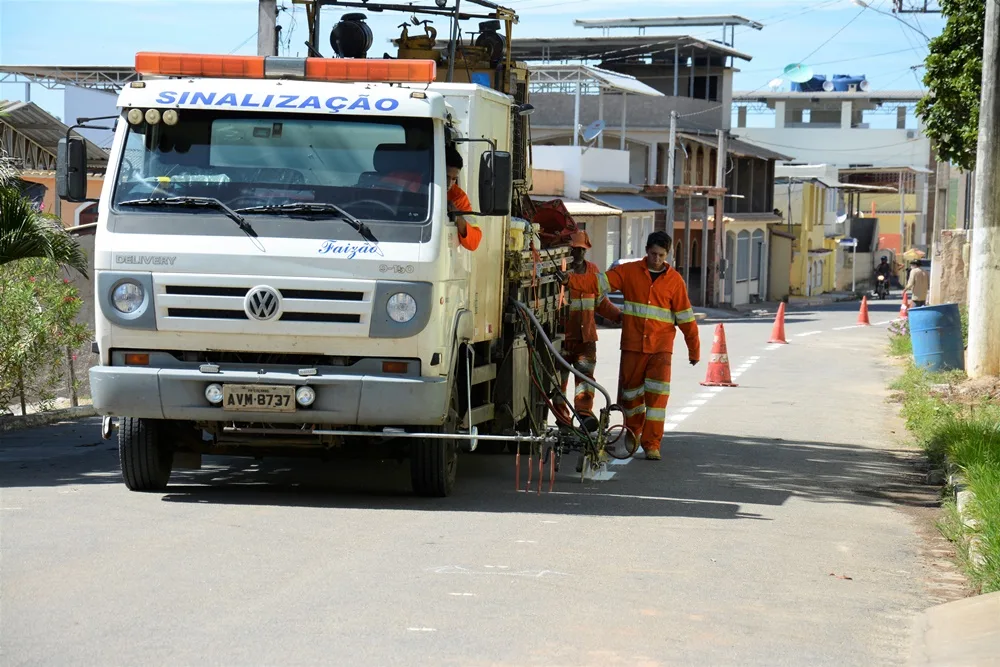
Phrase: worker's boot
[{"left": 644, "top": 447, "right": 661, "bottom": 461}]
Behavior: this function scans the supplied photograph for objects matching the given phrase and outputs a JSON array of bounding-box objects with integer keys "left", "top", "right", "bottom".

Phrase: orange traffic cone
[
  {"left": 701, "top": 323, "right": 739, "bottom": 387},
  {"left": 900, "top": 292, "right": 909, "bottom": 319},
  {"left": 768, "top": 302, "right": 788, "bottom": 344},
  {"left": 857, "top": 295, "right": 871, "bottom": 326}
]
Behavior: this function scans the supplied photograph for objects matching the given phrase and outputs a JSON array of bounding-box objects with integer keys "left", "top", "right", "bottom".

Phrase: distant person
[
  {"left": 446, "top": 146, "right": 481, "bottom": 251},
  {"left": 559, "top": 231, "right": 700, "bottom": 461},
  {"left": 905, "top": 260, "right": 929, "bottom": 307}
]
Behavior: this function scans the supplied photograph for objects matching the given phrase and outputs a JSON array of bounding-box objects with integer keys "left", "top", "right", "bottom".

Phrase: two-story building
[
  {"left": 516, "top": 27, "right": 790, "bottom": 307},
  {"left": 731, "top": 83, "right": 935, "bottom": 251}
]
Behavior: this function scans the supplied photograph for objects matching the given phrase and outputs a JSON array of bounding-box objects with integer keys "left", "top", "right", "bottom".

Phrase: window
[
  {"left": 606, "top": 216, "right": 621, "bottom": 264},
  {"left": 736, "top": 230, "right": 751, "bottom": 282},
  {"left": 112, "top": 110, "right": 434, "bottom": 226},
  {"left": 751, "top": 229, "right": 765, "bottom": 281}
]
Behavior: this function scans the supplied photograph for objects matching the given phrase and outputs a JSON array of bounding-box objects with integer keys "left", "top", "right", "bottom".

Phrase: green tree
[
  {"left": 0, "top": 258, "right": 90, "bottom": 414},
  {"left": 916, "top": 0, "right": 986, "bottom": 171}
]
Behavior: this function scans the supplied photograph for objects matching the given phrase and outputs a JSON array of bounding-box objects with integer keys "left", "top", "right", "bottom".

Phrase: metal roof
[
  {"left": 439, "top": 35, "right": 752, "bottom": 63},
  {"left": 0, "top": 65, "right": 138, "bottom": 91},
  {"left": 583, "top": 193, "right": 668, "bottom": 212},
  {"left": 529, "top": 195, "right": 622, "bottom": 216},
  {"left": 530, "top": 64, "right": 664, "bottom": 97},
  {"left": 574, "top": 15, "right": 764, "bottom": 30},
  {"left": 0, "top": 100, "right": 108, "bottom": 170},
  {"left": 679, "top": 132, "right": 793, "bottom": 162}
]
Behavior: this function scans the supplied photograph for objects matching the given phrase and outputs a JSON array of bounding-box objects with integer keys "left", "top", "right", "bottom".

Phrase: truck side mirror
[
  {"left": 57, "top": 136, "right": 88, "bottom": 202},
  {"left": 478, "top": 150, "right": 512, "bottom": 216}
]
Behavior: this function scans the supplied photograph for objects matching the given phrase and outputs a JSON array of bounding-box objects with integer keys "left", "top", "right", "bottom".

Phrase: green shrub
[{"left": 0, "top": 258, "right": 90, "bottom": 414}]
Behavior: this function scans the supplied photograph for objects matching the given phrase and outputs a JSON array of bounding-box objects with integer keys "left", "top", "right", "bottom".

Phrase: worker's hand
[{"left": 555, "top": 269, "right": 569, "bottom": 285}]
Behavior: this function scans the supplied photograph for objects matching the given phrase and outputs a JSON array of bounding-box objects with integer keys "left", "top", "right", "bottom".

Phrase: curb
[
  {"left": 946, "top": 461, "right": 987, "bottom": 568},
  {"left": 0, "top": 406, "right": 98, "bottom": 433}
]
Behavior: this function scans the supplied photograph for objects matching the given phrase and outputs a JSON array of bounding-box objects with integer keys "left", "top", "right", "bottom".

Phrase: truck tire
[
  {"left": 118, "top": 417, "right": 174, "bottom": 491},
  {"left": 410, "top": 384, "right": 459, "bottom": 497}
]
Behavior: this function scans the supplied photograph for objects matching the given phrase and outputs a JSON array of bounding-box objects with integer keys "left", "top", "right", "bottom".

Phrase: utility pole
[
  {"left": 258, "top": 0, "right": 278, "bottom": 57},
  {"left": 666, "top": 111, "right": 677, "bottom": 228},
  {"left": 968, "top": 0, "right": 1000, "bottom": 377}
]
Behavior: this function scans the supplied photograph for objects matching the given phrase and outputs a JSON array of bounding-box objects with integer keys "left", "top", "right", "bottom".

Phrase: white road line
[
  {"left": 694, "top": 392, "right": 715, "bottom": 399},
  {"left": 766, "top": 344, "right": 784, "bottom": 351},
  {"left": 662, "top": 422, "right": 678, "bottom": 431},
  {"left": 591, "top": 468, "right": 616, "bottom": 481},
  {"left": 833, "top": 324, "right": 863, "bottom": 330},
  {"left": 708, "top": 387, "right": 726, "bottom": 393},
  {"left": 667, "top": 413, "right": 688, "bottom": 422},
  {"left": 680, "top": 406, "right": 699, "bottom": 413},
  {"left": 687, "top": 399, "right": 709, "bottom": 406},
  {"left": 749, "top": 356, "right": 761, "bottom": 361},
  {"left": 873, "top": 319, "right": 897, "bottom": 326},
  {"left": 795, "top": 331, "right": 822, "bottom": 337}
]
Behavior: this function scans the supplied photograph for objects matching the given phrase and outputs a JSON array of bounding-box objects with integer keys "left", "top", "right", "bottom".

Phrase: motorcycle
[{"left": 875, "top": 274, "right": 889, "bottom": 300}]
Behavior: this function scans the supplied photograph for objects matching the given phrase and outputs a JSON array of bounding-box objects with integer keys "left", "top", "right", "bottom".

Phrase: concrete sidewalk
[{"left": 909, "top": 591, "right": 1000, "bottom": 666}]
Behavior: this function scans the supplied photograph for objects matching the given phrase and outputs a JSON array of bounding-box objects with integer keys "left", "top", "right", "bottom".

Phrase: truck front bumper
[{"left": 89, "top": 366, "right": 449, "bottom": 426}]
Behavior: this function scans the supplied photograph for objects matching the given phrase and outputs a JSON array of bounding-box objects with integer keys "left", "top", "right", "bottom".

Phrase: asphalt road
[{"left": 1, "top": 297, "right": 947, "bottom": 666}]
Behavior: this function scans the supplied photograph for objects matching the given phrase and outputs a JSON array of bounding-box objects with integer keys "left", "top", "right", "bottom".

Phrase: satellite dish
[
  {"left": 768, "top": 78, "right": 783, "bottom": 91},
  {"left": 837, "top": 213, "right": 849, "bottom": 223},
  {"left": 859, "top": 80, "right": 870, "bottom": 92},
  {"left": 581, "top": 119, "right": 606, "bottom": 143},
  {"left": 783, "top": 63, "right": 814, "bottom": 84},
  {"left": 823, "top": 80, "right": 835, "bottom": 92}
]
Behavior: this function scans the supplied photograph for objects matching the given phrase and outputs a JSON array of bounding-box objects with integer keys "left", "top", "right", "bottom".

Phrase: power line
[{"left": 228, "top": 31, "right": 258, "bottom": 55}]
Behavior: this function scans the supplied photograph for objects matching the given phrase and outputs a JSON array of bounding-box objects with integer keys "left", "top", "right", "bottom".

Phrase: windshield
[{"left": 112, "top": 110, "right": 433, "bottom": 224}]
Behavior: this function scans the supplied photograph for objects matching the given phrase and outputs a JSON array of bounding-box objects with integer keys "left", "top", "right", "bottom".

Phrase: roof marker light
[{"left": 135, "top": 52, "right": 436, "bottom": 84}]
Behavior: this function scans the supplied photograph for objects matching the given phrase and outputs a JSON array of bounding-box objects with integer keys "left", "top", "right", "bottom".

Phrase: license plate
[{"left": 222, "top": 384, "right": 295, "bottom": 413}]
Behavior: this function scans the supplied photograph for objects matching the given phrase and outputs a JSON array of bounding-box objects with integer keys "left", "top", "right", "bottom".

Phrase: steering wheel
[{"left": 341, "top": 199, "right": 396, "bottom": 219}]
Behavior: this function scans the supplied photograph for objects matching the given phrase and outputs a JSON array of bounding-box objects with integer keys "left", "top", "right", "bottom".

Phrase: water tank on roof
[
  {"left": 831, "top": 74, "right": 867, "bottom": 92},
  {"left": 790, "top": 75, "right": 827, "bottom": 93}
]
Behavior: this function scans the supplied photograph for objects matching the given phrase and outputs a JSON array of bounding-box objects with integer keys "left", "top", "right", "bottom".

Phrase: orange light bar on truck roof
[{"left": 135, "top": 52, "right": 436, "bottom": 84}]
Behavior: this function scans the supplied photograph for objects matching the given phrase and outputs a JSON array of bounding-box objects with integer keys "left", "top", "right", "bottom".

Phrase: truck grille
[{"left": 154, "top": 274, "right": 373, "bottom": 337}]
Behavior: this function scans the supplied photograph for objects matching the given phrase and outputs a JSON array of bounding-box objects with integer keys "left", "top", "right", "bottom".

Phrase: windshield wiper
[
  {"left": 119, "top": 196, "right": 259, "bottom": 239},
  {"left": 236, "top": 202, "right": 378, "bottom": 243}
]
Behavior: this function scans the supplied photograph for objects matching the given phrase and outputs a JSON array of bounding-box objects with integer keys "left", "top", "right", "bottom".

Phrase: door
[
  {"left": 768, "top": 234, "right": 791, "bottom": 301},
  {"left": 725, "top": 232, "right": 735, "bottom": 304}
]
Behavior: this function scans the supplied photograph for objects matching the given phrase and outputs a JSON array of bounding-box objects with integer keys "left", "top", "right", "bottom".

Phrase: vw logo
[{"left": 244, "top": 285, "right": 281, "bottom": 321}]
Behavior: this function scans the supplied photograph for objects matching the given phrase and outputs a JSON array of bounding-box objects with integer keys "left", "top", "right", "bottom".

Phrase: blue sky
[{"left": 0, "top": 0, "right": 944, "bottom": 123}]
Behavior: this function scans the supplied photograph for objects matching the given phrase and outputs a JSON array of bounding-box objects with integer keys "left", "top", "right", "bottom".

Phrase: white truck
[{"left": 58, "top": 6, "right": 624, "bottom": 497}]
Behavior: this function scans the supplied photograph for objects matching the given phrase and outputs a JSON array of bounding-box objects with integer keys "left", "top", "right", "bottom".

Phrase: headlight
[
  {"left": 112, "top": 281, "right": 145, "bottom": 314},
  {"left": 386, "top": 293, "right": 417, "bottom": 323}
]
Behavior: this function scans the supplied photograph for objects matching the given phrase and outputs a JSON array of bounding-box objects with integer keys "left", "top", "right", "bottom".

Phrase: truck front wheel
[
  {"left": 410, "top": 385, "right": 459, "bottom": 497},
  {"left": 118, "top": 417, "right": 174, "bottom": 491}
]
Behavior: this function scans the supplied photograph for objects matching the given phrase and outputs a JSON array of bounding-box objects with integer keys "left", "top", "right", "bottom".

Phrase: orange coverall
[
  {"left": 449, "top": 185, "right": 482, "bottom": 251},
  {"left": 568, "top": 261, "right": 700, "bottom": 454},
  {"left": 555, "top": 261, "right": 622, "bottom": 421}
]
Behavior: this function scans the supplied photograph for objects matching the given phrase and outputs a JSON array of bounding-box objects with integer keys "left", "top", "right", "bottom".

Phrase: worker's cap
[{"left": 569, "top": 230, "right": 592, "bottom": 249}]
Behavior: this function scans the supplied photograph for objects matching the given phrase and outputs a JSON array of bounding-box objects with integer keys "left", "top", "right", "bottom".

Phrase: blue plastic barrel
[{"left": 909, "top": 303, "right": 965, "bottom": 372}]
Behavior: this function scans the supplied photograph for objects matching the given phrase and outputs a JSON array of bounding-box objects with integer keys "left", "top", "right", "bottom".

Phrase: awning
[
  {"left": 580, "top": 180, "right": 643, "bottom": 194},
  {"left": 678, "top": 132, "right": 793, "bottom": 162},
  {"left": 582, "top": 193, "right": 668, "bottom": 212},
  {"left": 529, "top": 195, "right": 621, "bottom": 216}
]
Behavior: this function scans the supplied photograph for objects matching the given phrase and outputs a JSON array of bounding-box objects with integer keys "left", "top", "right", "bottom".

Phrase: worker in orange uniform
[
  {"left": 559, "top": 231, "right": 700, "bottom": 461},
  {"left": 446, "top": 146, "right": 482, "bottom": 251},
  {"left": 553, "top": 230, "right": 622, "bottom": 428}
]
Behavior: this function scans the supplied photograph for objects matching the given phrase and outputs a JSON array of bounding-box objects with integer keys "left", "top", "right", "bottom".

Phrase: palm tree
[{"left": 0, "top": 164, "right": 88, "bottom": 277}]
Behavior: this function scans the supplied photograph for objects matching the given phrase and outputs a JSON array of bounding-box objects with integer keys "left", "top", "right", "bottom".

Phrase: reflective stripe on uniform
[
  {"left": 674, "top": 308, "right": 696, "bottom": 324},
  {"left": 644, "top": 378, "right": 671, "bottom": 395},
  {"left": 569, "top": 297, "right": 596, "bottom": 312},
  {"left": 576, "top": 360, "right": 596, "bottom": 374},
  {"left": 575, "top": 384, "right": 596, "bottom": 397},
  {"left": 597, "top": 272, "right": 611, "bottom": 297},
  {"left": 621, "top": 385, "right": 645, "bottom": 401},
  {"left": 622, "top": 301, "right": 675, "bottom": 324},
  {"left": 623, "top": 404, "right": 646, "bottom": 418},
  {"left": 645, "top": 407, "right": 667, "bottom": 422}
]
